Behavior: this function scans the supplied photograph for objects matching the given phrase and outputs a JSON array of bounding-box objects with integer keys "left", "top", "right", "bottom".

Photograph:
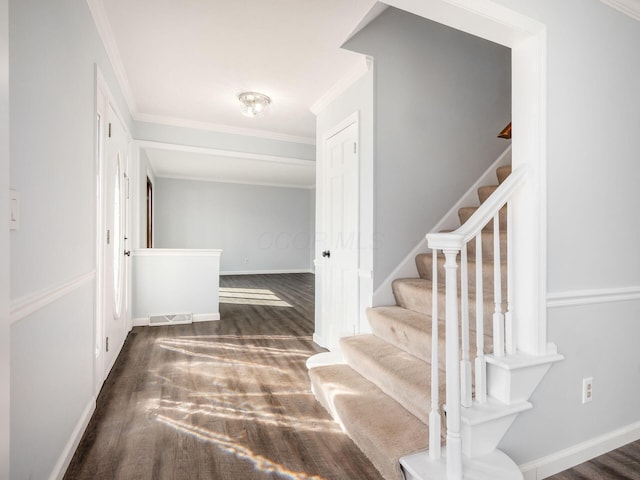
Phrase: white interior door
[
  {"left": 101, "top": 104, "right": 129, "bottom": 378},
  {"left": 323, "top": 122, "right": 359, "bottom": 351}
]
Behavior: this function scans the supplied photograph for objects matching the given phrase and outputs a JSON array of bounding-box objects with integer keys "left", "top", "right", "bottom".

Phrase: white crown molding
[
  {"left": 134, "top": 113, "right": 316, "bottom": 145},
  {"left": 310, "top": 56, "right": 373, "bottom": 115},
  {"left": 86, "top": 0, "right": 137, "bottom": 114},
  {"left": 10, "top": 270, "right": 96, "bottom": 325},
  {"left": 137, "top": 140, "right": 315, "bottom": 167},
  {"left": 150, "top": 173, "right": 315, "bottom": 190},
  {"left": 600, "top": 0, "right": 640, "bottom": 21},
  {"left": 547, "top": 285, "right": 640, "bottom": 308}
]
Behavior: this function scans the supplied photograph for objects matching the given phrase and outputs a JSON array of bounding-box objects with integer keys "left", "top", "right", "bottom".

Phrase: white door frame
[
  {"left": 316, "top": 112, "right": 360, "bottom": 350},
  {"left": 383, "top": 0, "right": 548, "bottom": 355},
  {"left": 94, "top": 66, "right": 132, "bottom": 395}
]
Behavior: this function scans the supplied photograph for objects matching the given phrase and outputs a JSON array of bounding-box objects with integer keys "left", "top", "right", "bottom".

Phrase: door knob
[{"left": 322, "top": 250, "right": 330, "bottom": 258}]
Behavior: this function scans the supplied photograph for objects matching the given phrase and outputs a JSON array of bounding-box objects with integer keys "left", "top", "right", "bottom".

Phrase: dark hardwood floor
[
  {"left": 547, "top": 440, "right": 640, "bottom": 479},
  {"left": 64, "top": 273, "right": 383, "bottom": 480}
]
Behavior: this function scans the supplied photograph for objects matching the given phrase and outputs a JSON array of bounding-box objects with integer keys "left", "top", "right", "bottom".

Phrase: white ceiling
[{"left": 94, "top": 0, "right": 378, "bottom": 143}]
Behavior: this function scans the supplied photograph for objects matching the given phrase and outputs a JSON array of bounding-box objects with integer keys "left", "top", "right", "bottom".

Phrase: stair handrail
[
  {"left": 426, "top": 164, "right": 529, "bottom": 250},
  {"left": 424, "top": 163, "right": 529, "bottom": 479}
]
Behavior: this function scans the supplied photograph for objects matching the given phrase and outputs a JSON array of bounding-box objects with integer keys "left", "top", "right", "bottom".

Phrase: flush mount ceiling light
[{"left": 238, "top": 91, "right": 271, "bottom": 118}]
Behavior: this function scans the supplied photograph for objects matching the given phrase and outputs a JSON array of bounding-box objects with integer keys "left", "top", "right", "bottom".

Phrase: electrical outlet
[{"left": 582, "top": 377, "right": 593, "bottom": 404}]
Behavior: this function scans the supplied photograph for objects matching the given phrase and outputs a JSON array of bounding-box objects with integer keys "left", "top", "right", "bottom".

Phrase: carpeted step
[
  {"left": 458, "top": 205, "right": 507, "bottom": 231},
  {"left": 465, "top": 230, "right": 508, "bottom": 261},
  {"left": 392, "top": 278, "right": 502, "bottom": 326},
  {"left": 340, "top": 334, "right": 432, "bottom": 424},
  {"left": 415, "top": 252, "right": 506, "bottom": 290},
  {"left": 309, "top": 364, "right": 429, "bottom": 480},
  {"left": 367, "top": 306, "right": 435, "bottom": 362},
  {"left": 497, "top": 165, "right": 511, "bottom": 184},
  {"left": 478, "top": 184, "right": 498, "bottom": 203}
]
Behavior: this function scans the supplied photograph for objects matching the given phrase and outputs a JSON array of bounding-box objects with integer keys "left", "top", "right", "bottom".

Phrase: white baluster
[
  {"left": 505, "top": 202, "right": 515, "bottom": 355},
  {"left": 444, "top": 249, "right": 462, "bottom": 480},
  {"left": 429, "top": 249, "right": 441, "bottom": 460},
  {"left": 474, "top": 233, "right": 487, "bottom": 403},
  {"left": 460, "top": 245, "right": 472, "bottom": 408},
  {"left": 493, "top": 213, "right": 505, "bottom": 357}
]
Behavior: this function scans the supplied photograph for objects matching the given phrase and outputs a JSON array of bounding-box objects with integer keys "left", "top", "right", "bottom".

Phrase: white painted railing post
[
  {"left": 474, "top": 233, "right": 487, "bottom": 403},
  {"left": 429, "top": 249, "right": 441, "bottom": 460},
  {"left": 443, "top": 249, "right": 462, "bottom": 480},
  {"left": 493, "top": 213, "right": 505, "bottom": 357},
  {"left": 460, "top": 245, "right": 472, "bottom": 408},
  {"left": 505, "top": 202, "right": 515, "bottom": 355}
]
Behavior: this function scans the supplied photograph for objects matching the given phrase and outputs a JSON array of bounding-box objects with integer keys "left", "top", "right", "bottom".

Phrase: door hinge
[
  {"left": 107, "top": 229, "right": 110, "bottom": 244},
  {"left": 108, "top": 123, "right": 112, "bottom": 138},
  {"left": 106, "top": 336, "right": 109, "bottom": 352},
  {"left": 353, "top": 142, "right": 357, "bottom": 154}
]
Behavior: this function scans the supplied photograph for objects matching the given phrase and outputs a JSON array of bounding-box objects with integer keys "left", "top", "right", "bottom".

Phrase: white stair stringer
[
  {"left": 486, "top": 348, "right": 564, "bottom": 405},
  {"left": 401, "top": 447, "right": 523, "bottom": 480},
  {"left": 458, "top": 398, "right": 531, "bottom": 458}
]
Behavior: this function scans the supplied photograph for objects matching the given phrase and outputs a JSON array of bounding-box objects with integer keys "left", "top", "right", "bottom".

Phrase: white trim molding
[
  {"left": 85, "top": 0, "right": 136, "bottom": 114},
  {"left": 220, "top": 269, "right": 313, "bottom": 276},
  {"left": 10, "top": 271, "right": 96, "bottom": 325},
  {"left": 50, "top": 397, "right": 96, "bottom": 480},
  {"left": 520, "top": 420, "right": 640, "bottom": 480},
  {"left": 310, "top": 56, "right": 372, "bottom": 115},
  {"left": 134, "top": 113, "right": 316, "bottom": 145},
  {"left": 132, "top": 248, "right": 222, "bottom": 258},
  {"left": 547, "top": 286, "right": 640, "bottom": 308},
  {"left": 133, "top": 313, "right": 221, "bottom": 327},
  {"left": 600, "top": 0, "right": 640, "bottom": 22}
]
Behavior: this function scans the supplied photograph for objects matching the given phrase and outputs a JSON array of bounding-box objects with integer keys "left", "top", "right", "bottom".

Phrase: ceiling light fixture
[{"left": 238, "top": 91, "right": 271, "bottom": 118}]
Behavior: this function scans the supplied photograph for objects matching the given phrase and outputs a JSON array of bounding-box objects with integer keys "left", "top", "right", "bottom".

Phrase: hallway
[{"left": 64, "top": 274, "right": 383, "bottom": 479}]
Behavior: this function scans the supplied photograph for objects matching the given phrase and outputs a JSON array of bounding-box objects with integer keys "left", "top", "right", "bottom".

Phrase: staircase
[{"left": 308, "top": 162, "right": 562, "bottom": 480}]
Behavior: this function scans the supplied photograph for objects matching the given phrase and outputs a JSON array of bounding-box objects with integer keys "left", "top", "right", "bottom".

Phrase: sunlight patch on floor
[
  {"left": 219, "top": 287, "right": 293, "bottom": 307},
  {"left": 156, "top": 414, "right": 329, "bottom": 480}
]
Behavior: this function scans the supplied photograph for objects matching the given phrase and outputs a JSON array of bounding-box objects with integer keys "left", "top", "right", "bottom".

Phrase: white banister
[
  {"left": 429, "top": 249, "right": 441, "bottom": 460},
  {"left": 460, "top": 245, "right": 472, "bottom": 408},
  {"left": 424, "top": 165, "right": 529, "bottom": 477},
  {"left": 493, "top": 213, "right": 505, "bottom": 357},
  {"left": 505, "top": 200, "right": 515, "bottom": 355},
  {"left": 443, "top": 249, "right": 462, "bottom": 480},
  {"left": 474, "top": 233, "right": 487, "bottom": 403}
]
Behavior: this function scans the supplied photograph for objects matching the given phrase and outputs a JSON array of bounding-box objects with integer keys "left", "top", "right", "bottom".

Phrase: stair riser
[
  {"left": 341, "top": 337, "right": 432, "bottom": 424},
  {"left": 416, "top": 254, "right": 507, "bottom": 292},
  {"left": 393, "top": 280, "right": 506, "bottom": 327},
  {"left": 478, "top": 185, "right": 498, "bottom": 204},
  {"left": 496, "top": 165, "right": 511, "bottom": 184},
  {"left": 459, "top": 205, "right": 507, "bottom": 231}
]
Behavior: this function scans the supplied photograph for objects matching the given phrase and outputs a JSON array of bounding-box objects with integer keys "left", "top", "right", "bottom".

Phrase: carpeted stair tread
[
  {"left": 459, "top": 205, "right": 507, "bottom": 230},
  {"left": 496, "top": 165, "right": 511, "bottom": 184},
  {"left": 392, "top": 278, "right": 501, "bottom": 322},
  {"left": 367, "top": 306, "right": 433, "bottom": 362},
  {"left": 478, "top": 185, "right": 498, "bottom": 203},
  {"left": 415, "top": 252, "right": 507, "bottom": 290},
  {"left": 340, "top": 334, "right": 432, "bottom": 424},
  {"left": 309, "top": 364, "right": 429, "bottom": 480}
]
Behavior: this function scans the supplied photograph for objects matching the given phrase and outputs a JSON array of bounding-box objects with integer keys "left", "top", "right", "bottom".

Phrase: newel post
[{"left": 443, "top": 248, "right": 462, "bottom": 480}]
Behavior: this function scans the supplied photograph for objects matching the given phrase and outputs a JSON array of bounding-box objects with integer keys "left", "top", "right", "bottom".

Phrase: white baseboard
[
  {"left": 132, "top": 313, "right": 220, "bottom": 326},
  {"left": 193, "top": 313, "right": 220, "bottom": 322},
  {"left": 519, "top": 420, "right": 640, "bottom": 479},
  {"left": 220, "top": 269, "right": 313, "bottom": 276},
  {"left": 132, "top": 317, "right": 149, "bottom": 327},
  {"left": 50, "top": 397, "right": 96, "bottom": 480},
  {"left": 312, "top": 332, "right": 328, "bottom": 349}
]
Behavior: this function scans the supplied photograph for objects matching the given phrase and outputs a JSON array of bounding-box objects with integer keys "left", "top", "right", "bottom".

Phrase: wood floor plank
[
  {"left": 547, "top": 439, "right": 640, "bottom": 480},
  {"left": 65, "top": 273, "right": 383, "bottom": 480}
]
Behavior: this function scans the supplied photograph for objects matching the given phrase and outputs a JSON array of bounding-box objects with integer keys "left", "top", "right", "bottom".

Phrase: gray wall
[
  {"left": 8, "top": 0, "right": 130, "bottom": 477},
  {"left": 344, "top": 8, "right": 511, "bottom": 288},
  {"left": 488, "top": 0, "right": 640, "bottom": 466},
  {"left": 0, "top": 0, "right": 9, "bottom": 476},
  {"left": 155, "top": 178, "right": 313, "bottom": 273}
]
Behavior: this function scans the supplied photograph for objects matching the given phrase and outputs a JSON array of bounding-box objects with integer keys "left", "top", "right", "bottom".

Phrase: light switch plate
[{"left": 9, "top": 190, "right": 18, "bottom": 230}]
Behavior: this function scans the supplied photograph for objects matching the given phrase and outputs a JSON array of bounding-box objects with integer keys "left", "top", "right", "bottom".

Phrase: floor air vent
[{"left": 149, "top": 313, "right": 193, "bottom": 326}]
